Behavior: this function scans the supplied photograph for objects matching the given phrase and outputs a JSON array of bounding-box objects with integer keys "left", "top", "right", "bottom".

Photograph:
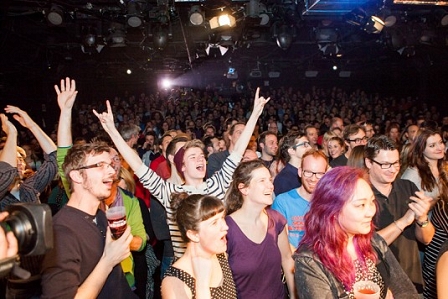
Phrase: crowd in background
[{"left": 1, "top": 80, "right": 448, "bottom": 299}]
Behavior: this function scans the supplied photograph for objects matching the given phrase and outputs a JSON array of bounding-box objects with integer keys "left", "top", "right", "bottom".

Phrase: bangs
[{"left": 199, "top": 196, "right": 225, "bottom": 222}]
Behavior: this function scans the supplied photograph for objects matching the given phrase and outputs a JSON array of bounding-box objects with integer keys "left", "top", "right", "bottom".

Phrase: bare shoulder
[{"left": 161, "top": 276, "right": 191, "bottom": 299}]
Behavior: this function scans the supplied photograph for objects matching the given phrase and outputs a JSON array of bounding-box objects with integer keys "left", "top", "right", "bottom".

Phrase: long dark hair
[{"left": 408, "top": 130, "right": 448, "bottom": 201}]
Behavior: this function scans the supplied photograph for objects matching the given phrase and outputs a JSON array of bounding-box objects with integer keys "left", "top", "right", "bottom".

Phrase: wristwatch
[{"left": 416, "top": 218, "right": 429, "bottom": 228}]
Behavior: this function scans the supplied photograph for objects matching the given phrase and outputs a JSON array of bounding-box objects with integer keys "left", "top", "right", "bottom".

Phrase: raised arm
[
  {"left": 4, "top": 106, "right": 56, "bottom": 154},
  {"left": 56, "top": 77, "right": 78, "bottom": 147},
  {"left": 0, "top": 114, "right": 17, "bottom": 167},
  {"left": 93, "top": 101, "right": 143, "bottom": 171},
  {"left": 232, "top": 88, "right": 270, "bottom": 157}
]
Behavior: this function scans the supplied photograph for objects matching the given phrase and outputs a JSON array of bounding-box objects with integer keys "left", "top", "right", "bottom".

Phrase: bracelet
[{"left": 393, "top": 221, "right": 403, "bottom": 232}]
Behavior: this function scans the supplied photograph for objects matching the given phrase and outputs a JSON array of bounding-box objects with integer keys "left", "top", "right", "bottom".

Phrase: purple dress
[{"left": 226, "top": 208, "right": 287, "bottom": 299}]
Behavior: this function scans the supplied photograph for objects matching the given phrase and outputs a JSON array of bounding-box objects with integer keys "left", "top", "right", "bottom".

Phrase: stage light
[
  {"left": 189, "top": 6, "right": 205, "bottom": 26},
  {"left": 153, "top": 29, "right": 169, "bottom": 50},
  {"left": 161, "top": 78, "right": 172, "bottom": 89},
  {"left": 127, "top": 1, "right": 143, "bottom": 28},
  {"left": 126, "top": 69, "right": 132, "bottom": 75},
  {"left": 209, "top": 13, "right": 236, "bottom": 29},
  {"left": 364, "top": 16, "right": 385, "bottom": 34},
  {"left": 47, "top": 5, "right": 64, "bottom": 26}
]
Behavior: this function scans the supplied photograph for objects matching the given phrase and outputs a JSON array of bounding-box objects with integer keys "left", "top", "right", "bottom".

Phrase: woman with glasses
[
  {"left": 225, "top": 160, "right": 296, "bottom": 299},
  {"left": 294, "top": 166, "right": 418, "bottom": 299},
  {"left": 401, "top": 130, "right": 448, "bottom": 299}
]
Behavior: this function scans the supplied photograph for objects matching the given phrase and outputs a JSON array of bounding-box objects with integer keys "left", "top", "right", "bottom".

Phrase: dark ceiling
[{"left": 1, "top": 0, "right": 448, "bottom": 96}]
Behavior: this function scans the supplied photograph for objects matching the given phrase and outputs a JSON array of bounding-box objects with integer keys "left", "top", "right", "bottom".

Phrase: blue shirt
[{"left": 272, "top": 189, "right": 310, "bottom": 248}]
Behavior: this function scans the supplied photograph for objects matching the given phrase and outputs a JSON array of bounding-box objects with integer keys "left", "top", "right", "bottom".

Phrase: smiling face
[
  {"left": 195, "top": 211, "right": 229, "bottom": 255},
  {"left": 182, "top": 147, "right": 206, "bottom": 182},
  {"left": 338, "top": 178, "right": 376, "bottom": 238},
  {"left": 299, "top": 154, "right": 328, "bottom": 195},
  {"left": 365, "top": 149, "right": 400, "bottom": 186},
  {"left": 240, "top": 166, "right": 274, "bottom": 207},
  {"left": 328, "top": 140, "right": 345, "bottom": 159},
  {"left": 423, "top": 134, "right": 446, "bottom": 162}
]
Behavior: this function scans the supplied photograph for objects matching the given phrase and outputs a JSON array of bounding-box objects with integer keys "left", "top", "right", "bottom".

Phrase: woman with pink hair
[{"left": 294, "top": 166, "right": 418, "bottom": 299}]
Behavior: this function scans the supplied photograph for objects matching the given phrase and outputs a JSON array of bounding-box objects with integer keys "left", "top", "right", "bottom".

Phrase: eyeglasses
[
  {"left": 346, "top": 136, "right": 368, "bottom": 144},
  {"left": 75, "top": 161, "right": 115, "bottom": 171},
  {"left": 293, "top": 141, "right": 310, "bottom": 149},
  {"left": 302, "top": 170, "right": 326, "bottom": 179},
  {"left": 370, "top": 159, "right": 400, "bottom": 169}
]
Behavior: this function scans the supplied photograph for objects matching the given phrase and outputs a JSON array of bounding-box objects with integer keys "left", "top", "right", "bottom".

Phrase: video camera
[{"left": 0, "top": 203, "right": 53, "bottom": 278}]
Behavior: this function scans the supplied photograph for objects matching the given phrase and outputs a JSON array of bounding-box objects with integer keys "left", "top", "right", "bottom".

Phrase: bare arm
[
  {"left": 377, "top": 209, "right": 415, "bottom": 245},
  {"left": 74, "top": 226, "right": 132, "bottom": 298},
  {"left": 93, "top": 101, "right": 143, "bottom": 171},
  {"left": 55, "top": 77, "right": 78, "bottom": 147},
  {"left": 4, "top": 106, "right": 56, "bottom": 154},
  {"left": 232, "top": 88, "right": 270, "bottom": 157},
  {"left": 278, "top": 225, "right": 296, "bottom": 299},
  {"left": 0, "top": 114, "right": 17, "bottom": 167}
]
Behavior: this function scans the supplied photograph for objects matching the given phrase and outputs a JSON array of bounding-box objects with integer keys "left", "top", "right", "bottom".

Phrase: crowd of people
[{"left": 0, "top": 76, "right": 448, "bottom": 299}]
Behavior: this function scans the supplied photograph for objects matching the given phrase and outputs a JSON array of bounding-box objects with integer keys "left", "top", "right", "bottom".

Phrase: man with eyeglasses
[
  {"left": 330, "top": 124, "right": 367, "bottom": 168},
  {"left": 365, "top": 135, "right": 433, "bottom": 294},
  {"left": 273, "top": 131, "right": 310, "bottom": 196},
  {"left": 272, "top": 149, "right": 329, "bottom": 250}
]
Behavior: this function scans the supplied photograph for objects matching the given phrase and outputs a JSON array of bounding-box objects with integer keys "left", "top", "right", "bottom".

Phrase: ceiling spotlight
[
  {"left": 209, "top": 13, "right": 236, "bottom": 29},
  {"left": 272, "top": 23, "right": 295, "bottom": 50},
  {"left": 319, "top": 43, "right": 339, "bottom": 57},
  {"left": 189, "top": 6, "right": 205, "bottom": 26},
  {"left": 315, "top": 27, "right": 338, "bottom": 43},
  {"left": 47, "top": 5, "right": 64, "bottom": 26},
  {"left": 127, "top": 1, "right": 143, "bottom": 27},
  {"left": 435, "top": 9, "right": 448, "bottom": 26},
  {"left": 84, "top": 33, "right": 96, "bottom": 47},
  {"left": 378, "top": 8, "right": 397, "bottom": 28},
  {"left": 364, "top": 16, "right": 385, "bottom": 34},
  {"left": 153, "top": 28, "right": 169, "bottom": 50},
  {"left": 126, "top": 69, "right": 132, "bottom": 75}
]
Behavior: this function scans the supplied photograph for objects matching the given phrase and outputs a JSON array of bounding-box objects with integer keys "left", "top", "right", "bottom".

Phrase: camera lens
[{"left": 4, "top": 210, "right": 37, "bottom": 255}]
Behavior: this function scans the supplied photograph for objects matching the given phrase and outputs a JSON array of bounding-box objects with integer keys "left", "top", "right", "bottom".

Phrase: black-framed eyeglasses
[
  {"left": 302, "top": 170, "right": 326, "bottom": 179},
  {"left": 293, "top": 141, "right": 310, "bottom": 149},
  {"left": 370, "top": 159, "right": 400, "bottom": 169},
  {"left": 346, "top": 136, "right": 368, "bottom": 144},
  {"left": 75, "top": 161, "right": 115, "bottom": 171}
]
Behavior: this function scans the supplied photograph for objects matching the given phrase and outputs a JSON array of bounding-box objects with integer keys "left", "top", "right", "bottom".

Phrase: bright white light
[
  {"left": 126, "top": 69, "right": 132, "bottom": 74},
  {"left": 161, "top": 78, "right": 172, "bottom": 89},
  {"left": 332, "top": 65, "right": 338, "bottom": 71}
]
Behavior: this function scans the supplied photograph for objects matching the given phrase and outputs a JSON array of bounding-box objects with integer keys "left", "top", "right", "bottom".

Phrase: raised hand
[
  {"left": 54, "top": 77, "right": 78, "bottom": 110},
  {"left": 253, "top": 87, "right": 270, "bottom": 117},
  {"left": 0, "top": 113, "right": 17, "bottom": 136},
  {"left": 4, "top": 105, "right": 36, "bottom": 129},
  {"left": 93, "top": 100, "right": 116, "bottom": 134}
]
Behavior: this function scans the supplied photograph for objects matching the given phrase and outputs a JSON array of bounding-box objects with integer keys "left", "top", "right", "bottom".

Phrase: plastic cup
[
  {"left": 353, "top": 280, "right": 380, "bottom": 299},
  {"left": 105, "top": 206, "right": 127, "bottom": 239}
]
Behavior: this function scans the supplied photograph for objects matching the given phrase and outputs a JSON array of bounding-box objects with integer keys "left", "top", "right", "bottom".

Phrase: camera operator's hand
[
  {"left": 0, "top": 212, "right": 18, "bottom": 259},
  {"left": 54, "top": 77, "right": 78, "bottom": 111},
  {"left": 102, "top": 225, "right": 132, "bottom": 266}
]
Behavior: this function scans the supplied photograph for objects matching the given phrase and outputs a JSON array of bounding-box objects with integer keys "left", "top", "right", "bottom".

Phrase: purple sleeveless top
[{"left": 226, "top": 208, "right": 287, "bottom": 299}]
